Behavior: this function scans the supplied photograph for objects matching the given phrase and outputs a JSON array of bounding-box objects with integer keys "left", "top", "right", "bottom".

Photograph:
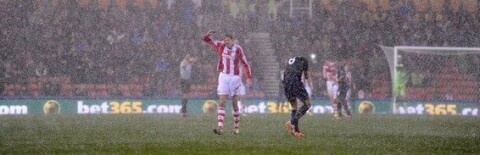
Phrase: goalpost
[{"left": 380, "top": 46, "right": 480, "bottom": 114}]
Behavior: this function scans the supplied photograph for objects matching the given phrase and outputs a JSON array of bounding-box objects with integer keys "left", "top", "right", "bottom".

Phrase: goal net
[{"left": 380, "top": 46, "right": 480, "bottom": 113}]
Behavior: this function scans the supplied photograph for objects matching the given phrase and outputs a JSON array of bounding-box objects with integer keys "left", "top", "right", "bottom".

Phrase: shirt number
[{"left": 288, "top": 58, "right": 295, "bottom": 65}]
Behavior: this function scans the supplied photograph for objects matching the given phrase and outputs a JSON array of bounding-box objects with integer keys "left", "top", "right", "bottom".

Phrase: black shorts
[
  {"left": 180, "top": 79, "right": 191, "bottom": 94},
  {"left": 283, "top": 79, "right": 309, "bottom": 102},
  {"left": 337, "top": 84, "right": 349, "bottom": 100}
]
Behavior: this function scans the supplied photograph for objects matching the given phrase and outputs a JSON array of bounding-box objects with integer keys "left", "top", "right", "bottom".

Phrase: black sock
[
  {"left": 291, "top": 109, "right": 299, "bottom": 131},
  {"left": 298, "top": 105, "right": 310, "bottom": 116},
  {"left": 337, "top": 101, "right": 342, "bottom": 112},
  {"left": 343, "top": 102, "right": 351, "bottom": 116},
  {"left": 294, "top": 105, "right": 309, "bottom": 120},
  {"left": 294, "top": 121, "right": 300, "bottom": 132},
  {"left": 290, "top": 109, "right": 297, "bottom": 121},
  {"left": 292, "top": 105, "right": 311, "bottom": 132},
  {"left": 181, "top": 98, "right": 188, "bottom": 113}
]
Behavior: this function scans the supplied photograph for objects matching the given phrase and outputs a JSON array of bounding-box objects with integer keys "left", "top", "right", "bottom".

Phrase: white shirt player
[
  {"left": 323, "top": 61, "right": 338, "bottom": 99},
  {"left": 323, "top": 61, "right": 337, "bottom": 82},
  {"left": 302, "top": 73, "right": 313, "bottom": 98}
]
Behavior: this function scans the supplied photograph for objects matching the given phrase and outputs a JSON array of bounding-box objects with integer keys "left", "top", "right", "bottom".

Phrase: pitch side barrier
[{"left": 0, "top": 97, "right": 477, "bottom": 116}]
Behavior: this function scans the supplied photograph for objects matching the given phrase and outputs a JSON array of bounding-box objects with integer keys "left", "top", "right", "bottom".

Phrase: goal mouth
[{"left": 380, "top": 46, "right": 480, "bottom": 113}]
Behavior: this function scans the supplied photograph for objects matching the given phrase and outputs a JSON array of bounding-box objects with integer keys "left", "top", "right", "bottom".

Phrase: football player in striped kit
[
  {"left": 202, "top": 30, "right": 253, "bottom": 135},
  {"left": 323, "top": 59, "right": 339, "bottom": 117}
]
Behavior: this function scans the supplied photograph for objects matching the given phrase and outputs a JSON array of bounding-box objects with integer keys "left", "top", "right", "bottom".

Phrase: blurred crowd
[
  {"left": 1, "top": 0, "right": 479, "bottom": 100},
  {"left": 266, "top": 0, "right": 480, "bottom": 99}
]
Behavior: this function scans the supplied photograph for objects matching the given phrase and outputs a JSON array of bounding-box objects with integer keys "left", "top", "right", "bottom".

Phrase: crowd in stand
[
  {"left": 1, "top": 0, "right": 479, "bottom": 100},
  {"left": 267, "top": 1, "right": 480, "bottom": 99}
]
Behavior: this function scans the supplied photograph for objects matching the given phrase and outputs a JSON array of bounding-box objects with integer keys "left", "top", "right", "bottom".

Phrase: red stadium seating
[
  {"left": 107, "top": 84, "right": 118, "bottom": 96},
  {"left": 5, "top": 84, "right": 16, "bottom": 96},
  {"left": 58, "top": 76, "right": 72, "bottom": 84},
  {"left": 14, "top": 84, "right": 26, "bottom": 96},
  {"left": 131, "top": 84, "right": 143, "bottom": 97},
  {"left": 60, "top": 84, "right": 74, "bottom": 97},
  {"left": 118, "top": 84, "right": 131, "bottom": 97},
  {"left": 74, "top": 84, "right": 86, "bottom": 96},
  {"left": 96, "top": 84, "right": 108, "bottom": 97},
  {"left": 86, "top": 84, "right": 96, "bottom": 98},
  {"left": 27, "top": 83, "right": 40, "bottom": 97}
]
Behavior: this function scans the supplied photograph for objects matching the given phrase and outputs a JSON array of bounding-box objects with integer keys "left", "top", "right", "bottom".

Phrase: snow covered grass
[{"left": 1, "top": 114, "right": 479, "bottom": 154}]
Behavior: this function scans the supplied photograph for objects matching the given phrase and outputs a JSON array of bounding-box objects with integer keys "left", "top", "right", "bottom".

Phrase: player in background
[
  {"left": 302, "top": 72, "right": 314, "bottom": 115},
  {"left": 283, "top": 56, "right": 312, "bottom": 138},
  {"left": 180, "top": 54, "right": 197, "bottom": 117},
  {"left": 335, "top": 62, "right": 352, "bottom": 118},
  {"left": 344, "top": 61, "right": 354, "bottom": 116},
  {"left": 323, "top": 59, "right": 338, "bottom": 117},
  {"left": 277, "top": 67, "right": 288, "bottom": 113},
  {"left": 202, "top": 30, "right": 253, "bottom": 135},
  {"left": 237, "top": 59, "right": 248, "bottom": 116}
]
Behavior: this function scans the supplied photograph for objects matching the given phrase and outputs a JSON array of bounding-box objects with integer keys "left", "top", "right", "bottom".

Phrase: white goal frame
[{"left": 382, "top": 46, "right": 480, "bottom": 114}]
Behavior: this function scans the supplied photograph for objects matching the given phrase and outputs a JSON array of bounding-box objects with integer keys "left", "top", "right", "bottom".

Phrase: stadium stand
[{"left": 0, "top": 0, "right": 479, "bottom": 102}]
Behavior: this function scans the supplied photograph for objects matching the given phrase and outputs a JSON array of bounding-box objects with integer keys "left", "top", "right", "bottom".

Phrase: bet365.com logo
[{"left": 44, "top": 100, "right": 61, "bottom": 114}]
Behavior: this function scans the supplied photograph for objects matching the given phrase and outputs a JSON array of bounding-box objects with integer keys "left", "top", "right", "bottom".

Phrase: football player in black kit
[
  {"left": 283, "top": 56, "right": 311, "bottom": 138},
  {"left": 335, "top": 63, "right": 352, "bottom": 118}
]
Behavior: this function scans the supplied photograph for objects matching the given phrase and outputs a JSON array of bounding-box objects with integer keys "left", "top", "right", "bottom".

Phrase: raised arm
[{"left": 202, "top": 30, "right": 223, "bottom": 54}]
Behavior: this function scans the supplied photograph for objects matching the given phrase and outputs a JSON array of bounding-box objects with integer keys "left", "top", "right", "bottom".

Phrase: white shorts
[
  {"left": 326, "top": 81, "right": 338, "bottom": 99},
  {"left": 217, "top": 73, "right": 244, "bottom": 96},
  {"left": 346, "top": 89, "right": 351, "bottom": 100},
  {"left": 238, "top": 83, "right": 246, "bottom": 96}
]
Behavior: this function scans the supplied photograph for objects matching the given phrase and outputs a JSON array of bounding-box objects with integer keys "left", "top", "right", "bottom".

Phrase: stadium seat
[
  {"left": 14, "top": 84, "right": 26, "bottom": 96},
  {"left": 74, "top": 84, "right": 87, "bottom": 96},
  {"left": 139, "top": 76, "right": 151, "bottom": 87},
  {"left": 133, "top": 0, "right": 145, "bottom": 6},
  {"left": 424, "top": 87, "right": 436, "bottom": 100},
  {"left": 37, "top": 77, "right": 48, "bottom": 84},
  {"left": 371, "top": 91, "right": 387, "bottom": 99},
  {"left": 60, "top": 84, "right": 74, "bottom": 97},
  {"left": 190, "top": 91, "right": 209, "bottom": 98},
  {"left": 406, "top": 88, "right": 426, "bottom": 100},
  {"left": 131, "top": 84, "right": 143, "bottom": 97},
  {"left": 107, "top": 84, "right": 119, "bottom": 97},
  {"left": 28, "top": 77, "right": 38, "bottom": 84},
  {"left": 58, "top": 76, "right": 72, "bottom": 84},
  {"left": 456, "top": 94, "right": 476, "bottom": 101},
  {"left": 27, "top": 83, "right": 41, "bottom": 97},
  {"left": 5, "top": 84, "right": 16, "bottom": 96},
  {"left": 118, "top": 84, "right": 131, "bottom": 97},
  {"left": 96, "top": 84, "right": 108, "bottom": 97},
  {"left": 78, "top": 0, "right": 91, "bottom": 7},
  {"left": 116, "top": 0, "right": 127, "bottom": 9},
  {"left": 98, "top": 0, "right": 110, "bottom": 10},
  {"left": 130, "top": 77, "right": 140, "bottom": 84},
  {"left": 86, "top": 84, "right": 96, "bottom": 98}
]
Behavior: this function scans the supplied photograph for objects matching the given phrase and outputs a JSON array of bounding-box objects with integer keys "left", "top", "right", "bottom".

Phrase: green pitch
[{"left": 0, "top": 114, "right": 479, "bottom": 154}]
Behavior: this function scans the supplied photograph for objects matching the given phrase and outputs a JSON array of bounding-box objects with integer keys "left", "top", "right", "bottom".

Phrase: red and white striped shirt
[
  {"left": 323, "top": 62, "right": 337, "bottom": 81},
  {"left": 203, "top": 34, "right": 253, "bottom": 79}
]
